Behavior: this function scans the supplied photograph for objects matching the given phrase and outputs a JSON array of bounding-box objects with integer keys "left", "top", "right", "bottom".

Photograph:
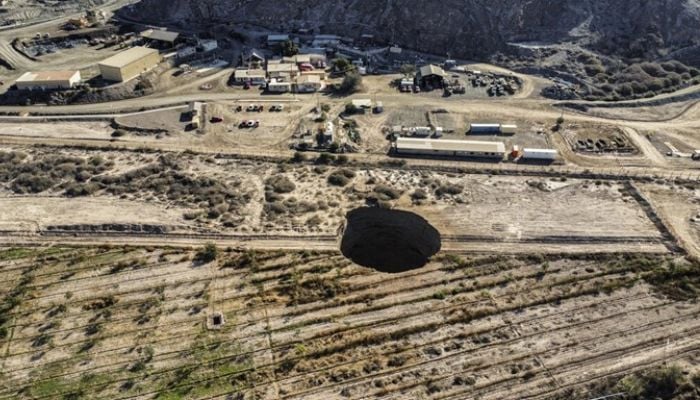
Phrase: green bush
[
  {"left": 327, "top": 169, "right": 356, "bottom": 187},
  {"left": 373, "top": 184, "right": 402, "bottom": 200},
  {"left": 265, "top": 175, "right": 296, "bottom": 194},
  {"left": 194, "top": 243, "right": 218, "bottom": 264}
]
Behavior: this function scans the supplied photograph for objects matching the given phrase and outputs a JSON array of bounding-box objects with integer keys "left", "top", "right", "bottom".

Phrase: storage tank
[
  {"left": 413, "top": 127, "right": 432, "bottom": 137},
  {"left": 522, "top": 148, "right": 558, "bottom": 160}
]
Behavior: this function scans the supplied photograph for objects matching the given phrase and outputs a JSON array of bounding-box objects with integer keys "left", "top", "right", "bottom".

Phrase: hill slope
[{"left": 127, "top": 0, "right": 700, "bottom": 62}]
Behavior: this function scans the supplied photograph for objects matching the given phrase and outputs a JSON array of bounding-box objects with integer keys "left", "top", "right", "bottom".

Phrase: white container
[{"left": 522, "top": 148, "right": 558, "bottom": 160}]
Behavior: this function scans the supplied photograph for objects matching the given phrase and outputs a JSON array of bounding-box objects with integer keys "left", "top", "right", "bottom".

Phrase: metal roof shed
[
  {"left": 396, "top": 137, "right": 505, "bottom": 158},
  {"left": 141, "top": 29, "right": 180, "bottom": 43}
]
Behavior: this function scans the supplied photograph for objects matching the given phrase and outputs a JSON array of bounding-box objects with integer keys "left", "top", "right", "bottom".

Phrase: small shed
[{"left": 267, "top": 80, "right": 292, "bottom": 93}]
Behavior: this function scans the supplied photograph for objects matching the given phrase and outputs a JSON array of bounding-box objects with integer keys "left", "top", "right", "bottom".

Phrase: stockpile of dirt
[{"left": 340, "top": 207, "right": 441, "bottom": 273}]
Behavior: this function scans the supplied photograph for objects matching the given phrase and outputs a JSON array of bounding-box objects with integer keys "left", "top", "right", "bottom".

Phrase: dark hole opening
[
  {"left": 212, "top": 315, "right": 222, "bottom": 325},
  {"left": 340, "top": 207, "right": 441, "bottom": 273}
]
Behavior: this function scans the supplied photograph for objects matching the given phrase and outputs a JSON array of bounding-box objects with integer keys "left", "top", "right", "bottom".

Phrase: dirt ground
[
  {"left": 0, "top": 247, "right": 697, "bottom": 400},
  {"left": 0, "top": 145, "right": 674, "bottom": 256},
  {"left": 0, "top": 196, "right": 188, "bottom": 231},
  {"left": 639, "top": 183, "right": 700, "bottom": 258}
]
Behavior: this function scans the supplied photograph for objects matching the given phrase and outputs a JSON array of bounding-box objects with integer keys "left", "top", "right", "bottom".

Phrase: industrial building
[
  {"left": 98, "top": 47, "right": 161, "bottom": 82},
  {"left": 418, "top": 64, "right": 446, "bottom": 88},
  {"left": 395, "top": 137, "right": 505, "bottom": 159},
  {"left": 15, "top": 70, "right": 81, "bottom": 90},
  {"left": 140, "top": 29, "right": 180, "bottom": 47}
]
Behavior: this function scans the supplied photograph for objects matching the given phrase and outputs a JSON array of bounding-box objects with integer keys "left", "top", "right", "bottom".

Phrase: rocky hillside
[{"left": 127, "top": 0, "right": 700, "bottom": 63}]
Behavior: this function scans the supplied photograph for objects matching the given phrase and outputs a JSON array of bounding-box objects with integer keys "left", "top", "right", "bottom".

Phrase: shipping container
[
  {"left": 469, "top": 123, "right": 501, "bottom": 134},
  {"left": 522, "top": 148, "right": 558, "bottom": 160},
  {"left": 500, "top": 124, "right": 518, "bottom": 134}
]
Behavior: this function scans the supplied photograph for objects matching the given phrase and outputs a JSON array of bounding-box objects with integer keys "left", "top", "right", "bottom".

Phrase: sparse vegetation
[{"left": 194, "top": 243, "right": 218, "bottom": 264}]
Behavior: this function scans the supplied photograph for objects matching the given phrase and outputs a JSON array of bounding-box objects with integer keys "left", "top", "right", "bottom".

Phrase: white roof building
[
  {"left": 140, "top": 29, "right": 180, "bottom": 44},
  {"left": 396, "top": 138, "right": 505, "bottom": 158},
  {"left": 15, "top": 70, "right": 81, "bottom": 90}
]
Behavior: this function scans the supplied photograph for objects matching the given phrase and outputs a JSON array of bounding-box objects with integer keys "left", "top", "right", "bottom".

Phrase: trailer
[
  {"left": 499, "top": 124, "right": 518, "bottom": 135},
  {"left": 522, "top": 148, "right": 558, "bottom": 161},
  {"left": 469, "top": 123, "right": 501, "bottom": 134}
]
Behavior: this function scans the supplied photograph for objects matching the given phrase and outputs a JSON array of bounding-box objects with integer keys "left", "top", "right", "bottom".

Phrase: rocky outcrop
[{"left": 125, "top": 0, "right": 700, "bottom": 62}]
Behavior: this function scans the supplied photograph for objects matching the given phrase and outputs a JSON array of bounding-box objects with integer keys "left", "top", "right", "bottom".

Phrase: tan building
[
  {"left": 15, "top": 70, "right": 81, "bottom": 90},
  {"left": 267, "top": 63, "right": 299, "bottom": 80},
  {"left": 295, "top": 74, "right": 323, "bottom": 93},
  {"left": 233, "top": 69, "right": 266, "bottom": 85},
  {"left": 98, "top": 47, "right": 161, "bottom": 83}
]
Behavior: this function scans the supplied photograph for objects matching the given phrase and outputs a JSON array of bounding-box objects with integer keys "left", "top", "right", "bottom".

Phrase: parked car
[
  {"left": 239, "top": 120, "right": 260, "bottom": 128},
  {"left": 210, "top": 116, "right": 223, "bottom": 123},
  {"left": 270, "top": 105, "right": 284, "bottom": 112},
  {"left": 243, "top": 82, "right": 251, "bottom": 90}
]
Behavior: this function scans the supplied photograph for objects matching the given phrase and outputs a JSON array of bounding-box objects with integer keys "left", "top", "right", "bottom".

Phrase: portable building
[
  {"left": 233, "top": 69, "right": 266, "bottom": 85},
  {"left": 15, "top": 70, "right": 81, "bottom": 90},
  {"left": 522, "top": 148, "right": 558, "bottom": 161},
  {"left": 98, "top": 47, "right": 161, "bottom": 82},
  {"left": 469, "top": 123, "right": 501, "bottom": 134},
  {"left": 267, "top": 63, "right": 299, "bottom": 79},
  {"left": 500, "top": 124, "right": 518, "bottom": 134},
  {"left": 267, "top": 80, "right": 292, "bottom": 93},
  {"left": 395, "top": 137, "right": 505, "bottom": 158}
]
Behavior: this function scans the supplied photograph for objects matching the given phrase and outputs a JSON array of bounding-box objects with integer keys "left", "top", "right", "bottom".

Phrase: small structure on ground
[{"left": 206, "top": 312, "right": 225, "bottom": 330}]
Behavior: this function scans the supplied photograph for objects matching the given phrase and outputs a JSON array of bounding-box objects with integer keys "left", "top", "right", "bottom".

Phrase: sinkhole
[{"left": 340, "top": 207, "right": 442, "bottom": 273}]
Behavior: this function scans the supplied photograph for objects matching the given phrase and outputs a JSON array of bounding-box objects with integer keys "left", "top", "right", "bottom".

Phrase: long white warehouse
[{"left": 395, "top": 137, "right": 505, "bottom": 158}]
